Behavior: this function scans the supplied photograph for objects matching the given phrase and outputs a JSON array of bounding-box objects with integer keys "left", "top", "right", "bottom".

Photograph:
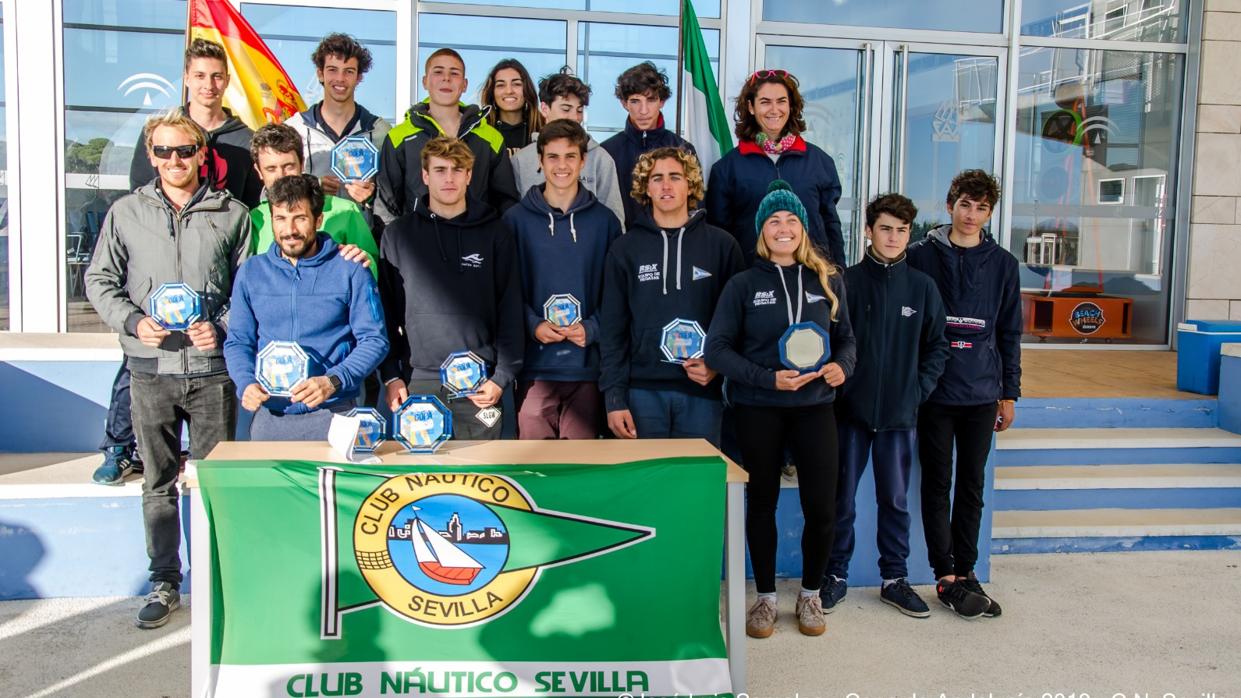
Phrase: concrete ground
[{"left": 1, "top": 551, "right": 1238, "bottom": 698}]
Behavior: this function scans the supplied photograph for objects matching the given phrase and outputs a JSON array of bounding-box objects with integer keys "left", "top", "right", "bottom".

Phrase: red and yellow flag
[{"left": 187, "top": 0, "right": 306, "bottom": 129}]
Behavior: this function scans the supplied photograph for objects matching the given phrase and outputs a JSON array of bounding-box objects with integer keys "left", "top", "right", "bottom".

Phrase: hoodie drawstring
[
  {"left": 659, "top": 226, "right": 686, "bottom": 295},
  {"left": 675, "top": 226, "right": 684, "bottom": 290},
  {"left": 547, "top": 212, "right": 555, "bottom": 237},
  {"left": 569, "top": 212, "right": 577, "bottom": 243}
]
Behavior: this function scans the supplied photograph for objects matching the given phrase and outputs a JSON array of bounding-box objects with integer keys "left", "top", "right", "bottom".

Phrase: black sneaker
[
  {"left": 136, "top": 582, "right": 181, "bottom": 629},
  {"left": 819, "top": 575, "right": 847, "bottom": 613},
  {"left": 960, "top": 573, "right": 1002, "bottom": 618},
  {"left": 936, "top": 579, "right": 989, "bottom": 619},
  {"left": 880, "top": 578, "right": 930, "bottom": 618}
]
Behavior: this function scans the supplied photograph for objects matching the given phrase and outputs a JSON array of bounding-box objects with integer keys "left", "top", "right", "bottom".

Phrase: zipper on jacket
[
  {"left": 872, "top": 267, "right": 890, "bottom": 427},
  {"left": 173, "top": 208, "right": 189, "bottom": 375}
]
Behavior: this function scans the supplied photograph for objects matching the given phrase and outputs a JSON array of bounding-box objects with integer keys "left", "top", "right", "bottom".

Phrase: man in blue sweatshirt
[
  {"left": 599, "top": 147, "right": 743, "bottom": 446},
  {"left": 907, "top": 169, "right": 1022, "bottom": 620},
  {"left": 379, "top": 136, "right": 524, "bottom": 440},
  {"left": 224, "top": 174, "right": 389, "bottom": 440},
  {"left": 822, "top": 193, "right": 948, "bottom": 619},
  {"left": 505, "top": 120, "right": 622, "bottom": 439},
  {"left": 601, "top": 62, "right": 696, "bottom": 229}
]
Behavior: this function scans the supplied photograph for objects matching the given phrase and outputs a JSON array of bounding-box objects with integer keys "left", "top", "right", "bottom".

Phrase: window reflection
[
  {"left": 763, "top": 0, "right": 1003, "bottom": 34},
  {"left": 0, "top": 5, "right": 7, "bottom": 330},
  {"left": 1011, "top": 47, "right": 1183, "bottom": 343},
  {"left": 1021, "top": 0, "right": 1184, "bottom": 43}
]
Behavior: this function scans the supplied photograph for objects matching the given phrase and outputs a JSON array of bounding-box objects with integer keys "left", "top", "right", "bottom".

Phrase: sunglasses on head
[
  {"left": 748, "top": 69, "right": 791, "bottom": 83},
  {"left": 151, "top": 144, "right": 200, "bottom": 160}
]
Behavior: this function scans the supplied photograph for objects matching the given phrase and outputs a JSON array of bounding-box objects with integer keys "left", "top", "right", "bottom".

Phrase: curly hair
[
  {"left": 249, "top": 123, "right": 304, "bottom": 164},
  {"left": 733, "top": 71, "right": 806, "bottom": 143},
  {"left": 946, "top": 169, "right": 1001, "bottom": 208},
  {"left": 865, "top": 193, "right": 918, "bottom": 229},
  {"left": 311, "top": 33, "right": 373, "bottom": 75},
  {"left": 539, "top": 66, "right": 592, "bottom": 107},
  {"left": 184, "top": 38, "right": 227, "bottom": 72},
  {"left": 480, "top": 58, "right": 543, "bottom": 139},
  {"left": 614, "top": 61, "right": 671, "bottom": 102},
  {"left": 629, "top": 147, "right": 705, "bottom": 209}
]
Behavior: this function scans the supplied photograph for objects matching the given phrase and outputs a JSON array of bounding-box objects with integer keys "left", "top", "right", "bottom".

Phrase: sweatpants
[
  {"left": 735, "top": 401, "right": 839, "bottom": 594},
  {"left": 917, "top": 401, "right": 997, "bottom": 579}
]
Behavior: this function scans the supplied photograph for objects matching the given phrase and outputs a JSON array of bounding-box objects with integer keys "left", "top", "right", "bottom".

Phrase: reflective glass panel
[
  {"left": 1010, "top": 47, "right": 1183, "bottom": 344},
  {"left": 241, "top": 4, "right": 398, "bottom": 124},
  {"left": 0, "top": 5, "right": 7, "bottom": 330},
  {"left": 1021, "top": 0, "right": 1185, "bottom": 43},
  {"left": 763, "top": 0, "right": 1002, "bottom": 34},
  {"left": 430, "top": 0, "right": 720, "bottom": 18}
]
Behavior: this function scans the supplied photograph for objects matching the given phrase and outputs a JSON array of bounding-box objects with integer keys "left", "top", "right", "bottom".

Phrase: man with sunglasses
[
  {"left": 94, "top": 38, "right": 262, "bottom": 488},
  {"left": 87, "top": 110, "right": 252, "bottom": 630}
]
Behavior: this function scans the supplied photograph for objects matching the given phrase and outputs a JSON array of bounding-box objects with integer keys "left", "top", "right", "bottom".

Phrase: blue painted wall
[
  {"left": 1218, "top": 354, "right": 1241, "bottom": 434},
  {"left": 0, "top": 360, "right": 120, "bottom": 452}
]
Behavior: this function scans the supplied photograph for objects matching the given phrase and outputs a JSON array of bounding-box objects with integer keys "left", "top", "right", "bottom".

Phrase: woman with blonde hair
[{"left": 704, "top": 180, "right": 855, "bottom": 639}]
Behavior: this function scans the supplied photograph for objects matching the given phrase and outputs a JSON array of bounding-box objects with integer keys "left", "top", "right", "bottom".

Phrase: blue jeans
[
  {"left": 827, "top": 418, "right": 916, "bottom": 581},
  {"left": 249, "top": 401, "right": 356, "bottom": 441},
  {"left": 627, "top": 388, "right": 722, "bottom": 447}
]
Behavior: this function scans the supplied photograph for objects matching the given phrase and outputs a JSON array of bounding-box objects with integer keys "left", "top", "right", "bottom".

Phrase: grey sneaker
[
  {"left": 795, "top": 594, "right": 826, "bottom": 636},
  {"left": 136, "top": 582, "right": 181, "bottom": 629},
  {"left": 745, "top": 596, "right": 777, "bottom": 638}
]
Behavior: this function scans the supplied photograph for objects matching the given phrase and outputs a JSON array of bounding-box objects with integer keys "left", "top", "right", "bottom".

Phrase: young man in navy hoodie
[
  {"left": 505, "top": 120, "right": 622, "bottom": 439},
  {"left": 599, "top": 147, "right": 743, "bottom": 446},
  {"left": 224, "top": 175, "right": 389, "bottom": 440},
  {"left": 601, "top": 62, "right": 696, "bottom": 229},
  {"left": 906, "top": 169, "right": 1021, "bottom": 619},
  {"left": 822, "top": 193, "right": 948, "bottom": 618},
  {"left": 379, "top": 136, "right": 524, "bottom": 440}
]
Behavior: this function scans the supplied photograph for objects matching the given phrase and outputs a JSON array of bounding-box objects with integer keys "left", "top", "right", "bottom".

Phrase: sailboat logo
[{"left": 391, "top": 494, "right": 510, "bottom": 594}]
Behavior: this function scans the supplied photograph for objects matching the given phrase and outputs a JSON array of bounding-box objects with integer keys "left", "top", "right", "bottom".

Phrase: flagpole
[{"left": 674, "top": 0, "right": 685, "bottom": 137}]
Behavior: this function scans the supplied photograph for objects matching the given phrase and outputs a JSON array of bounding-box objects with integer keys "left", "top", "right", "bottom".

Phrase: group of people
[{"left": 83, "top": 34, "right": 1022, "bottom": 638}]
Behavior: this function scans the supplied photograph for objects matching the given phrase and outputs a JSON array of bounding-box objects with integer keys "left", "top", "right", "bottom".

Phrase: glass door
[{"left": 757, "top": 37, "right": 1005, "bottom": 261}]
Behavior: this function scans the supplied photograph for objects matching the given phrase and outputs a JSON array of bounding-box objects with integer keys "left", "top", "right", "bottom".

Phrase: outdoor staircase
[{"left": 993, "top": 400, "right": 1241, "bottom": 553}]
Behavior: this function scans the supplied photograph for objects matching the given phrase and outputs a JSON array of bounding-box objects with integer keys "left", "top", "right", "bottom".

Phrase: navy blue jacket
[
  {"left": 378, "top": 196, "right": 524, "bottom": 390},
  {"left": 224, "top": 234, "right": 389, "bottom": 415},
  {"left": 600, "top": 116, "right": 696, "bottom": 230},
  {"left": 705, "top": 137, "right": 845, "bottom": 267},
  {"left": 598, "top": 207, "right": 744, "bottom": 412},
  {"left": 906, "top": 225, "right": 1022, "bottom": 405},
  {"left": 504, "top": 185, "right": 622, "bottom": 382},
  {"left": 705, "top": 259, "right": 856, "bottom": 408},
  {"left": 838, "top": 249, "right": 948, "bottom": 431}
]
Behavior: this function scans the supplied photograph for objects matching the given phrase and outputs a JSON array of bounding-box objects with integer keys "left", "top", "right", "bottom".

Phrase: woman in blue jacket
[
  {"left": 705, "top": 70, "right": 846, "bottom": 267},
  {"left": 705, "top": 181, "right": 856, "bottom": 640}
]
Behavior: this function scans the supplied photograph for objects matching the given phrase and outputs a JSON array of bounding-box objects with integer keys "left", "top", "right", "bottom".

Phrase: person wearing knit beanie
[{"left": 754, "top": 179, "right": 809, "bottom": 234}]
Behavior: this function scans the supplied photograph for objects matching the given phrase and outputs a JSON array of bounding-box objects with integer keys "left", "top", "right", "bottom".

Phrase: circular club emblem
[
  {"left": 353, "top": 474, "right": 537, "bottom": 628},
  {"left": 1069, "top": 301, "right": 1106, "bottom": 335}
]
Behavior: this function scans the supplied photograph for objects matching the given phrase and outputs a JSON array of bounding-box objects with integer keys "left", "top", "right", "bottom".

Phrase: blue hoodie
[
  {"left": 224, "top": 233, "right": 389, "bottom": 415},
  {"left": 504, "top": 185, "right": 622, "bottom": 382}
]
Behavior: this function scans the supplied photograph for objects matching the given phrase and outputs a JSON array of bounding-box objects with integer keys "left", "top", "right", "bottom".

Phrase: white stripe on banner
[
  {"left": 683, "top": 70, "right": 721, "bottom": 178},
  {"left": 209, "top": 659, "right": 732, "bottom": 697}
]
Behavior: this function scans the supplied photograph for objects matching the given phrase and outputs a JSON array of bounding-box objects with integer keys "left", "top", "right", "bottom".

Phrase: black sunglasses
[{"left": 152, "top": 144, "right": 201, "bottom": 160}]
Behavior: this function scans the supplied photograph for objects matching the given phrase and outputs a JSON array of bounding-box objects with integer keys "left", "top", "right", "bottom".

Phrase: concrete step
[
  {"left": 993, "top": 507, "right": 1241, "bottom": 538},
  {"left": 1014, "top": 397, "right": 1217, "bottom": 429},
  {"left": 996, "top": 463, "right": 1241, "bottom": 489},
  {"left": 995, "top": 428, "right": 1241, "bottom": 465}
]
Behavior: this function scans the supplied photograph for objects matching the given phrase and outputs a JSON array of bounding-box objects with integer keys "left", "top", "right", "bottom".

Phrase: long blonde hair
[{"left": 755, "top": 215, "right": 841, "bottom": 321}]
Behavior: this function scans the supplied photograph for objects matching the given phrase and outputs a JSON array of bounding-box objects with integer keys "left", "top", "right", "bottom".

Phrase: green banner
[{"left": 198, "top": 456, "right": 731, "bottom": 697}]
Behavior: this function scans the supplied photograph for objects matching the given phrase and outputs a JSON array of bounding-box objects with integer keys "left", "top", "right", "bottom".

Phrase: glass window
[
  {"left": 763, "top": 0, "right": 1003, "bottom": 34},
  {"left": 416, "top": 14, "right": 568, "bottom": 109},
  {"left": 426, "top": 0, "right": 720, "bottom": 18},
  {"left": 1021, "top": 0, "right": 1185, "bottom": 43},
  {"left": 0, "top": 4, "right": 7, "bottom": 330},
  {"left": 63, "top": 0, "right": 186, "bottom": 332},
  {"left": 576, "top": 22, "right": 719, "bottom": 140},
  {"left": 1009, "top": 47, "right": 1184, "bottom": 344},
  {"left": 241, "top": 4, "right": 398, "bottom": 124}
]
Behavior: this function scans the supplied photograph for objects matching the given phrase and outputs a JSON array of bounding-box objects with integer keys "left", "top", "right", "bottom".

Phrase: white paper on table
[{"left": 327, "top": 414, "right": 382, "bottom": 464}]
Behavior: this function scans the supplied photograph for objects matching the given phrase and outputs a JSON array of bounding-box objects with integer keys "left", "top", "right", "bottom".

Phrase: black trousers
[
  {"left": 407, "top": 379, "right": 502, "bottom": 441},
  {"left": 100, "top": 357, "right": 137, "bottom": 451},
  {"left": 735, "top": 402, "right": 839, "bottom": 594},
  {"left": 917, "top": 402, "right": 997, "bottom": 579}
]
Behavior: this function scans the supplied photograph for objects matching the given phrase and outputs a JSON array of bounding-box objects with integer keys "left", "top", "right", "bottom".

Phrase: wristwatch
[{"left": 328, "top": 375, "right": 342, "bottom": 393}]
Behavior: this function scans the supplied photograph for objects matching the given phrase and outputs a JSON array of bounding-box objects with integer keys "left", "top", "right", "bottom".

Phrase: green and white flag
[
  {"left": 681, "top": 0, "right": 733, "bottom": 177},
  {"left": 198, "top": 457, "right": 730, "bottom": 697}
]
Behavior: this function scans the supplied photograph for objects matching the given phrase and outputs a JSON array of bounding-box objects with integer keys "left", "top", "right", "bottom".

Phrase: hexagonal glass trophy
[
  {"left": 659, "top": 318, "right": 706, "bottom": 365},
  {"left": 330, "top": 135, "right": 379, "bottom": 182},
  {"left": 345, "top": 407, "right": 386, "bottom": 453},
  {"left": 543, "top": 293, "right": 582, "bottom": 327},
  {"left": 440, "top": 350, "right": 487, "bottom": 398},
  {"left": 148, "top": 283, "right": 201, "bottom": 332},
  {"left": 393, "top": 394, "right": 452, "bottom": 453},
  {"left": 256, "top": 341, "right": 310, "bottom": 397},
  {"left": 779, "top": 321, "right": 831, "bottom": 373}
]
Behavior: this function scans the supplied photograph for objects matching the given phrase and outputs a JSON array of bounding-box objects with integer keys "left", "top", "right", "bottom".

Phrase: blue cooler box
[{"left": 1178, "top": 320, "right": 1241, "bottom": 394}]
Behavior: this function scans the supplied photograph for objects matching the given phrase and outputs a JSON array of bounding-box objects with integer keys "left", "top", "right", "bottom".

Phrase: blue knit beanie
[{"left": 754, "top": 180, "right": 808, "bottom": 233}]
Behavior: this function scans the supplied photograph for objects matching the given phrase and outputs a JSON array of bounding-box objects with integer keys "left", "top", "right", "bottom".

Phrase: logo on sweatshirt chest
[
  {"left": 805, "top": 292, "right": 826, "bottom": 304},
  {"left": 947, "top": 315, "right": 985, "bottom": 330},
  {"left": 753, "top": 290, "right": 778, "bottom": 307},
  {"left": 692, "top": 266, "right": 712, "bottom": 281},
  {"left": 637, "top": 263, "right": 661, "bottom": 283},
  {"left": 461, "top": 253, "right": 484, "bottom": 269},
  {"left": 901, "top": 306, "right": 917, "bottom": 318}
]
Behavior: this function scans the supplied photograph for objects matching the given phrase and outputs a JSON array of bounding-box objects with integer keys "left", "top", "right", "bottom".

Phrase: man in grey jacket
[
  {"left": 511, "top": 68, "right": 626, "bottom": 228},
  {"left": 87, "top": 110, "right": 253, "bottom": 630}
]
